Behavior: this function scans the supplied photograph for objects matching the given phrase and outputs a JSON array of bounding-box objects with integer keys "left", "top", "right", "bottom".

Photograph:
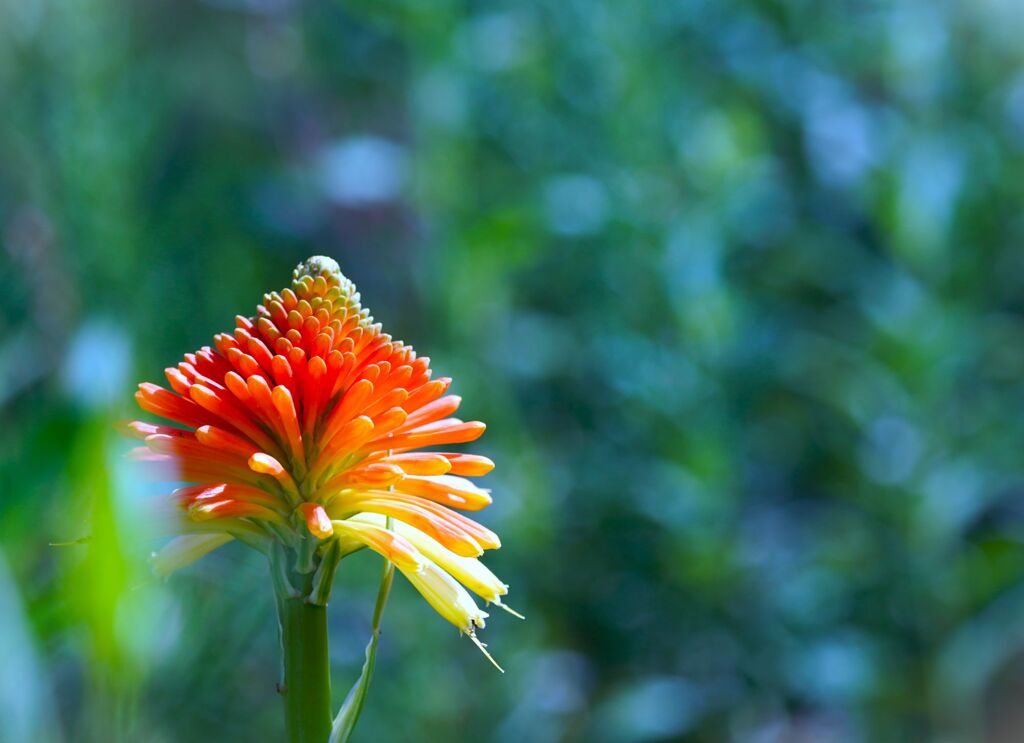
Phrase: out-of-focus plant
[{"left": 123, "top": 256, "right": 519, "bottom": 742}]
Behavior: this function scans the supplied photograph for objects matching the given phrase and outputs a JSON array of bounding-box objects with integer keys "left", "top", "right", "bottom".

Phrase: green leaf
[{"left": 330, "top": 556, "right": 394, "bottom": 743}]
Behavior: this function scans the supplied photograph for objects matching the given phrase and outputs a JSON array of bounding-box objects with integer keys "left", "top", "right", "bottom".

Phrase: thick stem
[{"left": 276, "top": 573, "right": 332, "bottom": 743}]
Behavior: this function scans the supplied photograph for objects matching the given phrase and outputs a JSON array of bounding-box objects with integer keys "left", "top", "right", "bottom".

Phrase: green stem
[{"left": 276, "top": 564, "right": 332, "bottom": 743}]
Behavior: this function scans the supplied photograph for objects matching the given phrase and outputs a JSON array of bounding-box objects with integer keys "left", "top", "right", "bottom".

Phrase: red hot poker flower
[{"left": 126, "top": 256, "right": 517, "bottom": 663}]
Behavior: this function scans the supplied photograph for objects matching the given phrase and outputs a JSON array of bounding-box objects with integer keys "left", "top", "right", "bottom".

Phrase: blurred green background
[{"left": 3, "top": 1, "right": 1024, "bottom": 741}]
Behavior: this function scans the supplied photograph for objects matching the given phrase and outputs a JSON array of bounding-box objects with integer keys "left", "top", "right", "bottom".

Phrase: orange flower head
[{"left": 128, "top": 256, "right": 517, "bottom": 657}]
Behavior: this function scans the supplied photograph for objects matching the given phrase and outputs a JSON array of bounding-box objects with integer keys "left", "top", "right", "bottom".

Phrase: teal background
[{"left": 4, "top": 1, "right": 1024, "bottom": 741}]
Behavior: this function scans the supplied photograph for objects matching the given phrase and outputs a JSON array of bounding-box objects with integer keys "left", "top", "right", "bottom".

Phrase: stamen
[
  {"left": 467, "top": 627, "right": 504, "bottom": 673},
  {"left": 493, "top": 600, "right": 525, "bottom": 620}
]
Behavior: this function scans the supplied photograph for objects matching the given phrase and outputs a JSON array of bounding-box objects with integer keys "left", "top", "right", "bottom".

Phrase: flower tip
[
  {"left": 248, "top": 452, "right": 283, "bottom": 476},
  {"left": 118, "top": 420, "right": 155, "bottom": 439},
  {"left": 293, "top": 255, "right": 343, "bottom": 284},
  {"left": 466, "top": 421, "right": 487, "bottom": 440},
  {"left": 299, "top": 503, "right": 334, "bottom": 539}
]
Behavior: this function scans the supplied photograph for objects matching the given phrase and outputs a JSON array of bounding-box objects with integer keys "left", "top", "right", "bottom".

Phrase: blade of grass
[{"left": 330, "top": 545, "right": 394, "bottom": 743}]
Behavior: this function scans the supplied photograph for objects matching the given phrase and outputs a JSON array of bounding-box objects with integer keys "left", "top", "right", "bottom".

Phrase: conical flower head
[{"left": 127, "top": 257, "right": 515, "bottom": 644}]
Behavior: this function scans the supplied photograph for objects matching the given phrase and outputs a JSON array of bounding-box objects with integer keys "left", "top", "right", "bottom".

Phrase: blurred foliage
[{"left": 4, "top": 0, "right": 1024, "bottom": 742}]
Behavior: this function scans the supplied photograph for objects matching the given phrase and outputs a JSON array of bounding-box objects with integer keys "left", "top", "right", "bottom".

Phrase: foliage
[{"left": 3, "top": 1, "right": 1024, "bottom": 741}]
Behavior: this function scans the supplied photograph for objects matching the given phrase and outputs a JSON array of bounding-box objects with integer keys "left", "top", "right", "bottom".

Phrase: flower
[{"left": 126, "top": 256, "right": 516, "bottom": 658}]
